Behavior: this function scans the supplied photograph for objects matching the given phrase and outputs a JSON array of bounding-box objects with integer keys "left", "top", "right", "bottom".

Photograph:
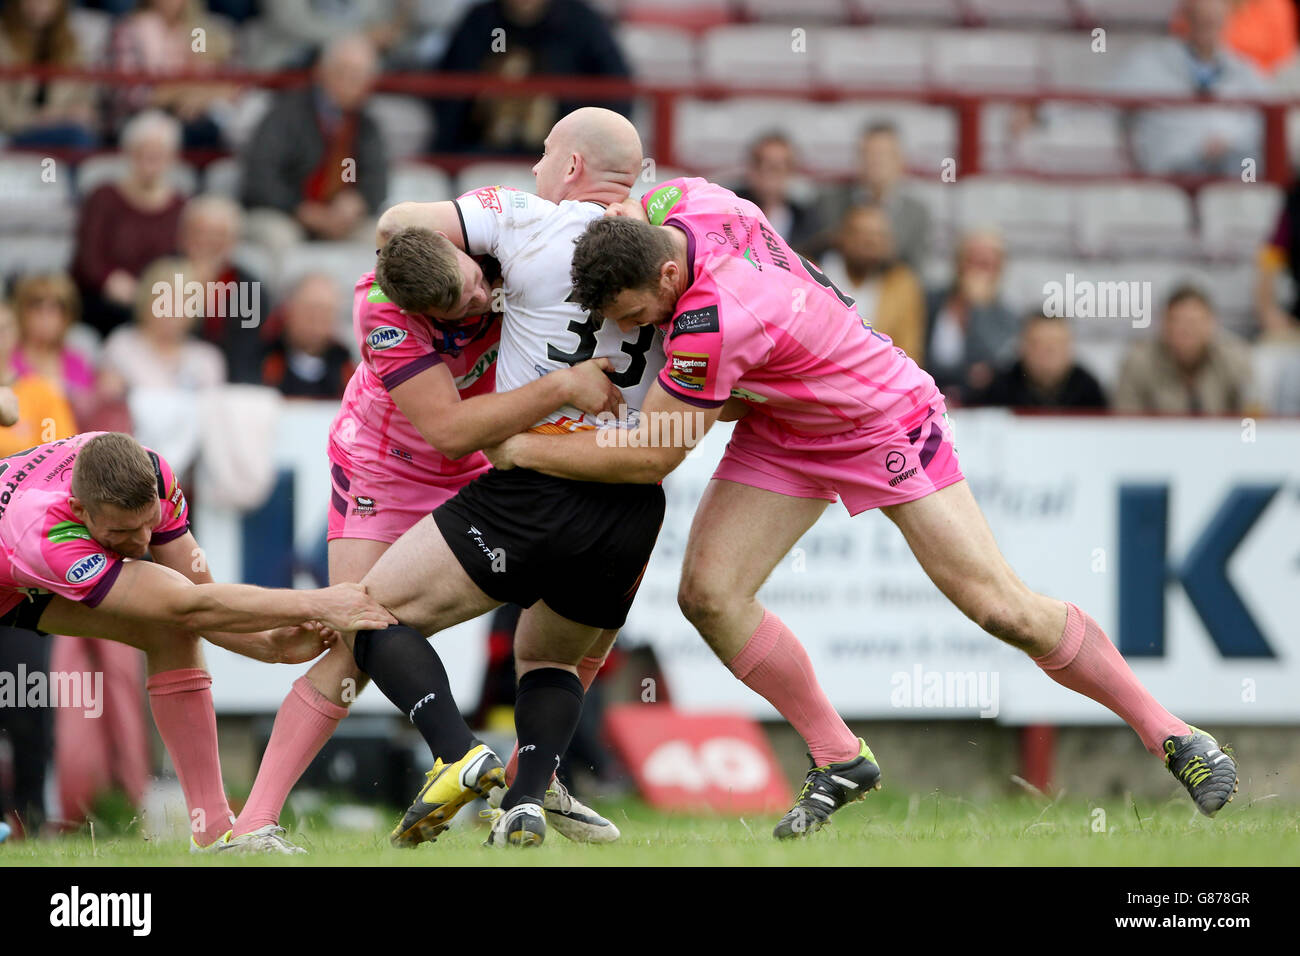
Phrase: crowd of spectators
[{"left": 0, "top": 0, "right": 1298, "bottom": 461}]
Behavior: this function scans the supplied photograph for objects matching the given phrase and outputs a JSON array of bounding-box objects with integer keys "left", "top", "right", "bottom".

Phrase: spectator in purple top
[{"left": 71, "top": 110, "right": 187, "bottom": 338}]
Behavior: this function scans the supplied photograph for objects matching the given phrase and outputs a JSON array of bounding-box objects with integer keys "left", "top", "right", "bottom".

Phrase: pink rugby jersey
[
  {"left": 0, "top": 433, "right": 190, "bottom": 617},
  {"left": 642, "top": 178, "right": 938, "bottom": 440},
  {"left": 328, "top": 272, "right": 500, "bottom": 484}
]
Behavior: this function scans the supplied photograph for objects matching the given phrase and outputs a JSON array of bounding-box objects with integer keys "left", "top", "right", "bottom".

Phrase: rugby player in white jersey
[{"left": 341, "top": 107, "right": 670, "bottom": 847}]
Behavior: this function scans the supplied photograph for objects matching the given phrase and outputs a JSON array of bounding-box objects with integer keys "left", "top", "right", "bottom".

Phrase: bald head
[{"left": 532, "top": 107, "right": 643, "bottom": 205}]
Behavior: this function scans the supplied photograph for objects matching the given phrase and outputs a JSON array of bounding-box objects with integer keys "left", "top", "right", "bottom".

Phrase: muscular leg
[
  {"left": 678, "top": 479, "right": 859, "bottom": 765},
  {"left": 882, "top": 480, "right": 1189, "bottom": 755},
  {"left": 505, "top": 625, "right": 615, "bottom": 785},
  {"left": 350, "top": 516, "right": 501, "bottom": 762},
  {"left": 501, "top": 601, "right": 597, "bottom": 811},
  {"left": 355, "top": 514, "right": 500, "bottom": 640},
  {"left": 36, "top": 597, "right": 235, "bottom": 845},
  {"left": 232, "top": 537, "right": 388, "bottom": 837},
  {"left": 513, "top": 601, "right": 603, "bottom": 677}
]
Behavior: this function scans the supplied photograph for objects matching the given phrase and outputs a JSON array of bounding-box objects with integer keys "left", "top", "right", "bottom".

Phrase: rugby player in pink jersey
[
  {"left": 0, "top": 431, "right": 394, "bottom": 848},
  {"left": 227, "top": 228, "right": 624, "bottom": 852},
  {"left": 492, "top": 177, "right": 1239, "bottom": 837}
]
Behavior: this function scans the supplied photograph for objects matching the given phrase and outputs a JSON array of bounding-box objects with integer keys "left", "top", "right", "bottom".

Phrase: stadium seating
[
  {"left": 1075, "top": 180, "right": 1197, "bottom": 258},
  {"left": 385, "top": 161, "right": 455, "bottom": 207},
  {"left": 1040, "top": 33, "right": 1124, "bottom": 93},
  {"left": 700, "top": 25, "right": 814, "bottom": 88},
  {"left": 966, "top": 0, "right": 1075, "bottom": 28},
  {"left": 810, "top": 28, "right": 932, "bottom": 90},
  {"left": 740, "top": 0, "right": 850, "bottom": 24},
  {"left": 850, "top": 0, "right": 963, "bottom": 25},
  {"left": 617, "top": 25, "right": 699, "bottom": 84},
  {"left": 930, "top": 29, "right": 1046, "bottom": 91},
  {"left": 980, "top": 103, "right": 1129, "bottom": 175},
  {"left": 1197, "top": 182, "right": 1284, "bottom": 260},
  {"left": 1073, "top": 0, "right": 1180, "bottom": 30},
  {"left": 274, "top": 241, "right": 377, "bottom": 307},
  {"left": 621, "top": 0, "right": 732, "bottom": 31},
  {"left": 368, "top": 94, "right": 434, "bottom": 163},
  {"left": 0, "top": 4, "right": 1288, "bottom": 356},
  {"left": 456, "top": 162, "right": 539, "bottom": 195},
  {"left": 0, "top": 235, "right": 74, "bottom": 281},
  {"left": 955, "top": 176, "right": 1078, "bottom": 254},
  {"left": 0, "top": 154, "right": 77, "bottom": 235}
]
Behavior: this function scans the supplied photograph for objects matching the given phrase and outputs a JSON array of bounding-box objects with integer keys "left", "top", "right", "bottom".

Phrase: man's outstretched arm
[
  {"left": 95, "top": 559, "right": 396, "bottom": 634},
  {"left": 150, "top": 532, "right": 343, "bottom": 663}
]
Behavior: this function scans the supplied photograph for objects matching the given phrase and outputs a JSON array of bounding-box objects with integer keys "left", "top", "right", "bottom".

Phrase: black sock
[
  {"left": 502, "top": 667, "right": 584, "bottom": 812},
  {"left": 353, "top": 625, "right": 476, "bottom": 760}
]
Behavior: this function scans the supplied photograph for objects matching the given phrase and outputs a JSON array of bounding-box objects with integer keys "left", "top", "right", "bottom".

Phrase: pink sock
[
  {"left": 1034, "top": 602, "right": 1190, "bottom": 757},
  {"left": 233, "top": 676, "right": 348, "bottom": 837},
  {"left": 146, "top": 668, "right": 234, "bottom": 846},
  {"left": 728, "top": 610, "right": 858, "bottom": 766},
  {"left": 505, "top": 655, "right": 605, "bottom": 785}
]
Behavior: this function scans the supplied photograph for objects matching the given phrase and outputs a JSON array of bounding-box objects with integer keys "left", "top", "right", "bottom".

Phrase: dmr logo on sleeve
[
  {"left": 50, "top": 886, "right": 151, "bottom": 936},
  {"left": 366, "top": 326, "right": 407, "bottom": 351},
  {"left": 668, "top": 353, "right": 710, "bottom": 391},
  {"left": 65, "top": 552, "right": 108, "bottom": 585}
]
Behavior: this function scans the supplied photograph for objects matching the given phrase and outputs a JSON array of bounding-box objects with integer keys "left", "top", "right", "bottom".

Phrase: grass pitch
[{"left": 3, "top": 789, "right": 1296, "bottom": 867}]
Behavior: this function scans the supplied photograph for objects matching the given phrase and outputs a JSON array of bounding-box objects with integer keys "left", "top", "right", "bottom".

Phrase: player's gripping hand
[
  {"left": 484, "top": 433, "right": 527, "bottom": 471},
  {"left": 605, "top": 198, "right": 649, "bottom": 222},
  {"left": 313, "top": 582, "right": 398, "bottom": 632},
  {"left": 562, "top": 357, "right": 623, "bottom": 418},
  {"left": 262, "top": 622, "right": 338, "bottom": 664}
]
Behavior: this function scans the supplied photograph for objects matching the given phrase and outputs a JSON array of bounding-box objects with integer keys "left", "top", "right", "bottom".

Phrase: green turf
[{"left": 3, "top": 790, "right": 1296, "bottom": 866}]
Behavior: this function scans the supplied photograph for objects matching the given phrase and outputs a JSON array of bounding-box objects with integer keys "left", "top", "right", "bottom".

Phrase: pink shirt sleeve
[
  {"left": 657, "top": 270, "right": 770, "bottom": 407},
  {"left": 146, "top": 447, "right": 190, "bottom": 545},
  {"left": 357, "top": 287, "right": 441, "bottom": 391},
  {"left": 13, "top": 520, "right": 123, "bottom": 608}
]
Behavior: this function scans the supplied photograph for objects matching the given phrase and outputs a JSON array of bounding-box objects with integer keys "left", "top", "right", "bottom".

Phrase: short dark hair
[
  {"left": 1164, "top": 283, "right": 1213, "bottom": 314},
  {"left": 375, "top": 227, "right": 461, "bottom": 314},
  {"left": 570, "top": 217, "right": 675, "bottom": 315}
]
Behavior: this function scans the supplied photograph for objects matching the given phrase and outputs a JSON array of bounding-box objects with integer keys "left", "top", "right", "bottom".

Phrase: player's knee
[
  {"left": 973, "top": 600, "right": 1038, "bottom": 651},
  {"left": 677, "top": 579, "right": 736, "bottom": 633}
]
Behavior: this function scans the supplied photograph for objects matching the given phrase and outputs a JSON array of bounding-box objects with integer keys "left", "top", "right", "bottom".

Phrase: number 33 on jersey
[{"left": 455, "top": 185, "right": 666, "bottom": 433}]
